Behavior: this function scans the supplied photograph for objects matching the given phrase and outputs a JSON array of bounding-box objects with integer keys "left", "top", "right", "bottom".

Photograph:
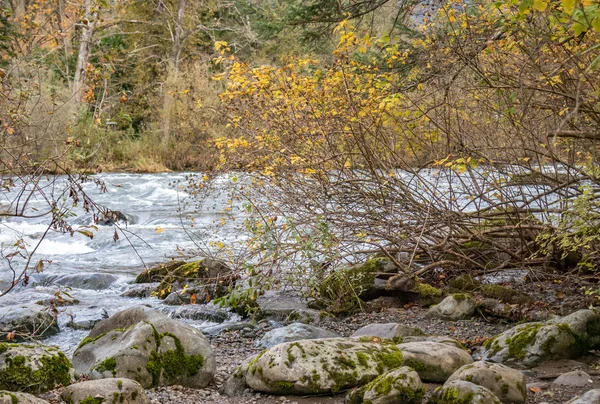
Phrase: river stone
[
  {"left": 201, "top": 321, "right": 253, "bottom": 336},
  {"left": 430, "top": 380, "right": 502, "bottom": 404},
  {"left": 242, "top": 338, "right": 404, "bottom": 395},
  {"left": 53, "top": 273, "right": 119, "bottom": 290},
  {"left": 0, "top": 343, "right": 72, "bottom": 393},
  {"left": 481, "top": 309, "right": 600, "bottom": 368},
  {"left": 447, "top": 361, "right": 527, "bottom": 403},
  {"left": 221, "top": 371, "right": 247, "bottom": 397},
  {"left": 121, "top": 283, "right": 160, "bottom": 298},
  {"left": 170, "top": 305, "right": 231, "bottom": 323},
  {"left": 554, "top": 370, "right": 593, "bottom": 387},
  {"left": 0, "top": 304, "right": 58, "bottom": 341},
  {"left": 397, "top": 341, "right": 473, "bottom": 382},
  {"left": 72, "top": 306, "right": 215, "bottom": 388},
  {"left": 401, "top": 335, "right": 465, "bottom": 349},
  {"left": 351, "top": 323, "right": 426, "bottom": 342},
  {"left": 569, "top": 389, "right": 600, "bottom": 403},
  {"left": 346, "top": 366, "right": 425, "bottom": 404},
  {"left": 256, "top": 323, "right": 341, "bottom": 349},
  {"left": 61, "top": 378, "right": 148, "bottom": 404},
  {"left": 427, "top": 294, "right": 476, "bottom": 321},
  {"left": 0, "top": 391, "right": 49, "bottom": 404}
]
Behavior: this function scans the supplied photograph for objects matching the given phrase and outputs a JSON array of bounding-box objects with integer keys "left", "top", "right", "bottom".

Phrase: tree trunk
[{"left": 73, "top": 0, "right": 99, "bottom": 102}]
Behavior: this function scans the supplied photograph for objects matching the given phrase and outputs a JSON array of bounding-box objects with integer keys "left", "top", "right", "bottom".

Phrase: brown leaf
[
  {"left": 6, "top": 331, "right": 16, "bottom": 341},
  {"left": 190, "top": 293, "right": 197, "bottom": 305},
  {"left": 529, "top": 386, "right": 542, "bottom": 393},
  {"left": 35, "top": 260, "right": 44, "bottom": 273}
]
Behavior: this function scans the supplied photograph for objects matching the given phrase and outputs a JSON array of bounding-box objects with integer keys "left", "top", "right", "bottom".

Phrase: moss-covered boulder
[
  {"left": 0, "top": 304, "right": 59, "bottom": 342},
  {"left": 350, "top": 323, "right": 426, "bottom": 343},
  {"left": 135, "top": 259, "right": 237, "bottom": 302},
  {"left": 447, "top": 361, "right": 527, "bottom": 403},
  {"left": 427, "top": 294, "right": 476, "bottom": 321},
  {"left": 481, "top": 309, "right": 600, "bottom": 368},
  {"left": 241, "top": 338, "right": 404, "bottom": 395},
  {"left": 480, "top": 285, "right": 533, "bottom": 305},
  {"left": 72, "top": 306, "right": 215, "bottom": 388},
  {"left": 61, "top": 378, "right": 148, "bottom": 404},
  {"left": 397, "top": 341, "right": 473, "bottom": 382},
  {"left": 0, "top": 391, "right": 49, "bottom": 403},
  {"left": 429, "top": 380, "right": 502, "bottom": 404},
  {"left": 0, "top": 343, "right": 72, "bottom": 393},
  {"left": 346, "top": 366, "right": 425, "bottom": 404}
]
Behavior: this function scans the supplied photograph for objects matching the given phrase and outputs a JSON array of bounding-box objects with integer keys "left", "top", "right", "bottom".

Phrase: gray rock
[
  {"left": 256, "top": 323, "right": 340, "bottom": 348},
  {"left": 397, "top": 341, "right": 473, "bottom": 382},
  {"left": 569, "top": 389, "right": 600, "bottom": 404},
  {"left": 170, "top": 305, "right": 231, "bottom": 323},
  {"left": 242, "top": 338, "right": 404, "bottom": 394},
  {"left": 0, "top": 391, "right": 49, "bottom": 404},
  {"left": 351, "top": 323, "right": 426, "bottom": 341},
  {"left": 402, "top": 335, "right": 465, "bottom": 349},
  {"left": 0, "top": 344, "right": 72, "bottom": 393},
  {"left": 431, "top": 380, "right": 502, "bottom": 403},
  {"left": 53, "top": 273, "right": 119, "bottom": 290},
  {"left": 66, "top": 318, "right": 102, "bottom": 331},
  {"left": 427, "top": 294, "right": 476, "bottom": 321},
  {"left": 346, "top": 367, "right": 424, "bottom": 404},
  {"left": 0, "top": 304, "right": 58, "bottom": 341},
  {"left": 220, "top": 372, "right": 247, "bottom": 397},
  {"left": 201, "top": 321, "right": 253, "bottom": 336},
  {"left": 61, "top": 378, "right": 147, "bottom": 404},
  {"left": 72, "top": 306, "right": 215, "bottom": 389},
  {"left": 121, "top": 283, "right": 160, "bottom": 298},
  {"left": 256, "top": 291, "right": 310, "bottom": 320},
  {"left": 447, "top": 361, "right": 527, "bottom": 403},
  {"left": 481, "top": 309, "right": 600, "bottom": 367},
  {"left": 554, "top": 370, "right": 593, "bottom": 387}
]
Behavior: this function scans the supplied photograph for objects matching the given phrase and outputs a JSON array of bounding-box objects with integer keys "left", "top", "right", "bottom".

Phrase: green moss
[
  {"left": 481, "top": 284, "right": 533, "bottom": 305},
  {"left": 373, "top": 347, "right": 403, "bottom": 373},
  {"left": 273, "top": 381, "right": 295, "bottom": 390},
  {"left": 356, "top": 352, "right": 369, "bottom": 367},
  {"left": 507, "top": 323, "right": 543, "bottom": 360},
  {"left": 145, "top": 332, "right": 204, "bottom": 387},
  {"left": 501, "top": 383, "right": 509, "bottom": 396},
  {"left": 314, "top": 263, "right": 377, "bottom": 315},
  {"left": 80, "top": 395, "right": 105, "bottom": 404},
  {"left": 404, "top": 358, "right": 426, "bottom": 372},
  {"left": 117, "top": 379, "right": 123, "bottom": 390},
  {"left": 0, "top": 348, "right": 72, "bottom": 393},
  {"left": 429, "top": 386, "right": 475, "bottom": 404},
  {"left": 451, "top": 293, "right": 471, "bottom": 302},
  {"left": 416, "top": 283, "right": 443, "bottom": 297},
  {"left": 94, "top": 357, "right": 117, "bottom": 376},
  {"left": 0, "top": 391, "right": 18, "bottom": 404},
  {"left": 448, "top": 274, "right": 481, "bottom": 291}
]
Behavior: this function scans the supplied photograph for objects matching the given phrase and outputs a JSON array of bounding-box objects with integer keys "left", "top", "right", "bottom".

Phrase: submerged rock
[
  {"left": 351, "top": 323, "right": 426, "bottom": 342},
  {"left": 427, "top": 294, "right": 476, "bottom": 321},
  {"left": 0, "top": 343, "right": 72, "bottom": 393},
  {"left": 61, "top": 378, "right": 148, "bottom": 404},
  {"left": 446, "top": 361, "right": 527, "bottom": 403},
  {"left": 256, "top": 323, "right": 340, "bottom": 348},
  {"left": 0, "top": 304, "right": 58, "bottom": 341},
  {"left": 72, "top": 306, "right": 215, "bottom": 389},
  {"left": 346, "top": 366, "right": 425, "bottom": 404},
  {"left": 121, "top": 283, "right": 160, "bottom": 298},
  {"left": 241, "top": 337, "right": 404, "bottom": 395},
  {"left": 430, "top": 380, "right": 502, "bottom": 404},
  {"left": 481, "top": 309, "right": 600, "bottom": 367},
  {"left": 53, "top": 273, "right": 119, "bottom": 290},
  {"left": 397, "top": 341, "right": 473, "bottom": 382}
]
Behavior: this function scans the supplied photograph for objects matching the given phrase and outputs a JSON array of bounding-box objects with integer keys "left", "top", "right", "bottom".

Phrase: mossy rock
[
  {"left": 60, "top": 378, "right": 147, "bottom": 404},
  {"left": 0, "top": 343, "right": 73, "bottom": 393},
  {"left": 480, "top": 285, "right": 533, "bottom": 305},
  {"left": 481, "top": 309, "right": 600, "bottom": 367},
  {"left": 135, "top": 261, "right": 186, "bottom": 283},
  {"left": 0, "top": 391, "right": 50, "bottom": 404},
  {"left": 346, "top": 366, "right": 425, "bottom": 404},
  {"left": 242, "top": 337, "right": 404, "bottom": 395},
  {"left": 397, "top": 342, "right": 473, "bottom": 382},
  {"left": 429, "top": 380, "right": 502, "bottom": 404},
  {"left": 448, "top": 274, "right": 481, "bottom": 291}
]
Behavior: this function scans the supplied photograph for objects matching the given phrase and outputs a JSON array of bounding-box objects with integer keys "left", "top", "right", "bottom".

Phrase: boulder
[
  {"left": 0, "top": 391, "right": 49, "bottom": 404},
  {"left": 430, "top": 380, "right": 502, "bottom": 403},
  {"left": 61, "top": 378, "right": 147, "bottom": 404},
  {"left": 397, "top": 341, "right": 473, "bottom": 382},
  {"left": 346, "top": 367, "right": 425, "bottom": 404},
  {"left": 0, "top": 304, "right": 58, "bottom": 341},
  {"left": 0, "top": 343, "right": 72, "bottom": 393},
  {"left": 53, "top": 273, "right": 119, "bottom": 290},
  {"left": 221, "top": 371, "right": 247, "bottom": 397},
  {"left": 569, "top": 389, "right": 600, "bottom": 404},
  {"left": 481, "top": 309, "right": 600, "bottom": 367},
  {"left": 427, "top": 294, "right": 476, "bottom": 321},
  {"left": 554, "top": 370, "right": 593, "bottom": 387},
  {"left": 351, "top": 323, "right": 426, "bottom": 342},
  {"left": 401, "top": 336, "right": 465, "bottom": 349},
  {"left": 169, "top": 305, "right": 231, "bottom": 323},
  {"left": 256, "top": 323, "right": 340, "bottom": 349},
  {"left": 257, "top": 291, "right": 320, "bottom": 322},
  {"left": 241, "top": 338, "right": 404, "bottom": 394},
  {"left": 447, "top": 361, "right": 527, "bottom": 403},
  {"left": 72, "top": 306, "right": 215, "bottom": 388},
  {"left": 121, "top": 283, "right": 160, "bottom": 298}
]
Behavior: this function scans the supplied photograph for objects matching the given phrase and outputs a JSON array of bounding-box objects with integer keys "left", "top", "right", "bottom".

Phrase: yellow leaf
[
  {"left": 532, "top": 0, "right": 548, "bottom": 11},
  {"left": 155, "top": 227, "right": 164, "bottom": 234}
]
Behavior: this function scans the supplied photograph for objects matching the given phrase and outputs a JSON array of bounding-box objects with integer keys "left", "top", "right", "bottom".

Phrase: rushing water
[{"left": 0, "top": 172, "right": 245, "bottom": 354}]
